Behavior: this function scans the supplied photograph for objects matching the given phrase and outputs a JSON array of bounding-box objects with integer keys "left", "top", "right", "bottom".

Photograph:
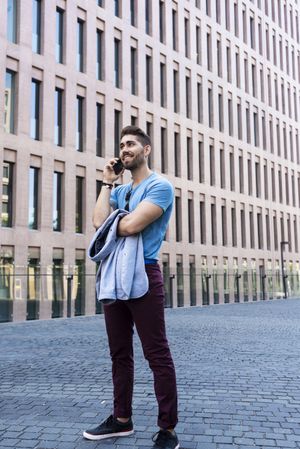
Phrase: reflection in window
[
  {"left": 56, "top": 8, "right": 64, "bottom": 63},
  {"left": 32, "top": 0, "right": 42, "bottom": 54},
  {"left": 114, "top": 38, "right": 121, "bottom": 88},
  {"left": 76, "top": 176, "right": 83, "bottom": 233},
  {"left": 77, "top": 19, "right": 84, "bottom": 72},
  {"left": 31, "top": 79, "right": 40, "bottom": 140},
  {"left": 27, "top": 258, "right": 40, "bottom": 320},
  {"left": 96, "top": 103, "right": 104, "bottom": 157},
  {"left": 96, "top": 29, "right": 103, "bottom": 80},
  {"left": 7, "top": 0, "right": 17, "bottom": 43},
  {"left": 176, "top": 257, "right": 184, "bottom": 307},
  {"left": 28, "top": 167, "right": 39, "bottom": 230},
  {"left": 0, "top": 253, "right": 14, "bottom": 322},
  {"left": 53, "top": 172, "right": 62, "bottom": 231},
  {"left": 54, "top": 88, "right": 63, "bottom": 146},
  {"left": 52, "top": 258, "right": 64, "bottom": 318},
  {"left": 75, "top": 258, "right": 85, "bottom": 316},
  {"left": 1, "top": 162, "right": 14, "bottom": 228},
  {"left": 4, "top": 70, "right": 16, "bottom": 134},
  {"left": 76, "top": 96, "right": 84, "bottom": 151}
]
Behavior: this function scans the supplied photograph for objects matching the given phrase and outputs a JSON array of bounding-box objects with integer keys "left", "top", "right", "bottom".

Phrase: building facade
[{"left": 1, "top": 0, "right": 300, "bottom": 322}]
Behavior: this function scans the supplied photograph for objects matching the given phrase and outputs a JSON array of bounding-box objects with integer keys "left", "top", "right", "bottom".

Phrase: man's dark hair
[{"left": 120, "top": 126, "right": 151, "bottom": 147}]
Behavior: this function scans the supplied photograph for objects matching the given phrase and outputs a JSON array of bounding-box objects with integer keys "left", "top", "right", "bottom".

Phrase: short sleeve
[
  {"left": 143, "top": 181, "right": 174, "bottom": 212},
  {"left": 109, "top": 187, "right": 118, "bottom": 209}
]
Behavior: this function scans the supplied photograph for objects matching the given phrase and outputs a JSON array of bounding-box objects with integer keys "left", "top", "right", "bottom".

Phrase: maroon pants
[{"left": 103, "top": 263, "right": 178, "bottom": 429}]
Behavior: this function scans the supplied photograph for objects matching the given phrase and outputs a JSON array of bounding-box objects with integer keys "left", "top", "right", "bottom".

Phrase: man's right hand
[{"left": 103, "top": 158, "right": 124, "bottom": 184}]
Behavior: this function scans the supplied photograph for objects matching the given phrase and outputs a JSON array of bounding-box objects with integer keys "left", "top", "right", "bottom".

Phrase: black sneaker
[
  {"left": 83, "top": 414, "right": 134, "bottom": 441},
  {"left": 152, "top": 430, "right": 180, "bottom": 449}
]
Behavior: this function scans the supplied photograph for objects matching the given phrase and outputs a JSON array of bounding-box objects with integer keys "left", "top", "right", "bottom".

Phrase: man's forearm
[
  {"left": 117, "top": 215, "right": 133, "bottom": 236},
  {"left": 92, "top": 187, "right": 112, "bottom": 229}
]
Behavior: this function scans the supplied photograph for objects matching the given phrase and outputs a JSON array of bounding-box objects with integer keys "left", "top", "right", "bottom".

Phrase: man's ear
[{"left": 144, "top": 145, "right": 151, "bottom": 157}]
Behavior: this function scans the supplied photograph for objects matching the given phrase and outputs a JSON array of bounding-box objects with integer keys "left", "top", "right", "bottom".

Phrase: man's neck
[{"left": 130, "top": 166, "right": 153, "bottom": 187}]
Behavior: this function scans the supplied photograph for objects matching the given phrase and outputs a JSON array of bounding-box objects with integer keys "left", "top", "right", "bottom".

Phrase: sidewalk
[{"left": 1, "top": 298, "right": 300, "bottom": 449}]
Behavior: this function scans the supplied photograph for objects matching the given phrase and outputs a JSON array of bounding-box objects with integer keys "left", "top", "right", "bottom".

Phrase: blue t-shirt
[{"left": 110, "top": 172, "right": 174, "bottom": 260}]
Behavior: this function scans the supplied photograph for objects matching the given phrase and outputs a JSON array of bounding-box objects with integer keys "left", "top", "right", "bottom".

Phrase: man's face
[{"left": 119, "top": 134, "right": 148, "bottom": 170}]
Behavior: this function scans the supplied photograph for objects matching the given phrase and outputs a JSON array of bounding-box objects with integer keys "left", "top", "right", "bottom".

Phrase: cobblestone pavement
[{"left": 1, "top": 298, "right": 300, "bottom": 449}]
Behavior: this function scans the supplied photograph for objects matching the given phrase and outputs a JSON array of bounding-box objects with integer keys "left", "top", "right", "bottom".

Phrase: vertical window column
[
  {"left": 28, "top": 166, "right": 39, "bottom": 230},
  {"left": 4, "top": 70, "right": 16, "bottom": 134},
  {"left": 54, "top": 86, "right": 63, "bottom": 146},
  {"left": 77, "top": 17, "right": 85, "bottom": 72},
  {"left": 7, "top": 0, "right": 18, "bottom": 43},
  {"left": 1, "top": 162, "right": 14, "bottom": 228},
  {"left": 96, "top": 24, "right": 104, "bottom": 80},
  {"left": 76, "top": 94, "right": 85, "bottom": 152},
  {"left": 76, "top": 174, "right": 84, "bottom": 234},
  {"left": 56, "top": 7, "right": 64, "bottom": 63},
  {"left": 160, "top": 124, "right": 167, "bottom": 174},
  {"left": 130, "top": 39, "right": 138, "bottom": 95},
  {"left": 146, "top": 47, "right": 153, "bottom": 102},
  {"left": 114, "top": 32, "right": 122, "bottom": 88},
  {"left": 53, "top": 170, "right": 63, "bottom": 232},
  {"left": 32, "top": 0, "right": 42, "bottom": 54},
  {"left": 96, "top": 96, "right": 105, "bottom": 157},
  {"left": 30, "top": 79, "right": 41, "bottom": 141}
]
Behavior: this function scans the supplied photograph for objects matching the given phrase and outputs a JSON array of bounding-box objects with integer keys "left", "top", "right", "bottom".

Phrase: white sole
[{"left": 83, "top": 429, "right": 134, "bottom": 441}]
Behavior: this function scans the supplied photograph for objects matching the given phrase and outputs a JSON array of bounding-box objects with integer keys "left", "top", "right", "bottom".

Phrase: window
[
  {"left": 211, "top": 203, "right": 217, "bottom": 245},
  {"left": 255, "top": 161, "right": 261, "bottom": 198},
  {"left": 77, "top": 19, "right": 84, "bottom": 72},
  {"left": 239, "top": 154, "right": 244, "bottom": 193},
  {"left": 114, "top": 38, "right": 121, "bottom": 88},
  {"left": 185, "top": 76, "right": 191, "bottom": 118},
  {"left": 231, "top": 205, "right": 237, "bottom": 246},
  {"left": 253, "top": 111, "right": 259, "bottom": 147},
  {"left": 54, "top": 88, "right": 63, "bottom": 146},
  {"left": 226, "top": 44, "right": 231, "bottom": 82},
  {"left": 115, "top": 0, "right": 121, "bottom": 17},
  {"left": 56, "top": 8, "right": 64, "bottom": 63},
  {"left": 209, "top": 144, "right": 215, "bottom": 186},
  {"left": 218, "top": 91, "right": 223, "bottom": 132},
  {"left": 76, "top": 176, "right": 83, "bottom": 233},
  {"left": 196, "top": 24, "right": 201, "bottom": 64},
  {"left": 130, "top": 0, "right": 136, "bottom": 26},
  {"left": 160, "top": 62, "right": 166, "bottom": 107},
  {"left": 145, "top": 0, "right": 152, "bottom": 35},
  {"left": 30, "top": 79, "right": 40, "bottom": 140},
  {"left": 257, "top": 213, "right": 263, "bottom": 249},
  {"left": 175, "top": 195, "right": 182, "bottom": 241},
  {"left": 130, "top": 47, "right": 137, "bottom": 95},
  {"left": 199, "top": 140, "right": 204, "bottom": 183},
  {"left": 237, "top": 101, "right": 242, "bottom": 140},
  {"left": 114, "top": 109, "right": 121, "bottom": 157},
  {"left": 1, "top": 162, "right": 14, "bottom": 227},
  {"left": 217, "top": 37, "right": 222, "bottom": 77},
  {"left": 173, "top": 69, "right": 179, "bottom": 113},
  {"left": 187, "top": 136, "right": 193, "bottom": 180},
  {"left": 28, "top": 167, "right": 39, "bottom": 230},
  {"left": 273, "top": 215, "right": 278, "bottom": 250},
  {"left": 228, "top": 97, "right": 233, "bottom": 136},
  {"left": 184, "top": 17, "right": 190, "bottom": 58},
  {"left": 234, "top": 2, "right": 239, "bottom": 37},
  {"left": 161, "top": 127, "right": 167, "bottom": 173},
  {"left": 207, "top": 32, "right": 212, "bottom": 71},
  {"left": 172, "top": 9, "right": 178, "bottom": 51},
  {"left": 220, "top": 148, "right": 225, "bottom": 188},
  {"left": 32, "top": 0, "right": 42, "bottom": 54},
  {"left": 248, "top": 157, "right": 252, "bottom": 195},
  {"left": 4, "top": 70, "right": 16, "bottom": 134},
  {"left": 264, "top": 163, "right": 268, "bottom": 199},
  {"left": 146, "top": 55, "right": 153, "bottom": 102},
  {"left": 187, "top": 198, "right": 195, "bottom": 244},
  {"left": 249, "top": 211, "right": 255, "bottom": 248},
  {"left": 216, "top": 0, "right": 221, "bottom": 23},
  {"left": 76, "top": 96, "right": 84, "bottom": 151},
  {"left": 229, "top": 152, "right": 235, "bottom": 191},
  {"left": 197, "top": 80, "right": 203, "bottom": 123},
  {"left": 222, "top": 204, "right": 227, "bottom": 246},
  {"left": 208, "top": 86, "right": 213, "bottom": 128},
  {"left": 53, "top": 172, "right": 62, "bottom": 231},
  {"left": 225, "top": 0, "right": 230, "bottom": 30},
  {"left": 96, "top": 103, "right": 104, "bottom": 157},
  {"left": 200, "top": 200, "right": 206, "bottom": 244},
  {"left": 96, "top": 29, "right": 104, "bottom": 81},
  {"left": 159, "top": 1, "right": 165, "bottom": 43},
  {"left": 241, "top": 208, "right": 246, "bottom": 248},
  {"left": 146, "top": 121, "right": 153, "bottom": 168},
  {"left": 235, "top": 50, "right": 240, "bottom": 87},
  {"left": 176, "top": 257, "right": 184, "bottom": 307},
  {"left": 266, "top": 213, "right": 270, "bottom": 250},
  {"left": 250, "top": 16, "right": 255, "bottom": 49},
  {"left": 7, "top": 0, "right": 18, "bottom": 43},
  {"left": 174, "top": 132, "right": 181, "bottom": 177}
]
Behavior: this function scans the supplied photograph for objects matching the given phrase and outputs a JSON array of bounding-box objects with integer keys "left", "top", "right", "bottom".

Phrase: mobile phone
[{"left": 113, "top": 158, "right": 124, "bottom": 175}]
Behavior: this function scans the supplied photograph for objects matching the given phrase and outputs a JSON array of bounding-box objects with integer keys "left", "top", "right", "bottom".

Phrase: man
[{"left": 83, "top": 126, "right": 179, "bottom": 449}]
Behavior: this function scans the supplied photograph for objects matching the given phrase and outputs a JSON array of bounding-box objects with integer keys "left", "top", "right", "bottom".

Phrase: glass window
[
  {"left": 27, "top": 256, "right": 41, "bottom": 320},
  {"left": 76, "top": 176, "right": 83, "bottom": 233},
  {"left": 130, "top": 47, "right": 137, "bottom": 95},
  {"left": 1, "top": 162, "right": 14, "bottom": 227},
  {"left": 53, "top": 172, "right": 62, "bottom": 231},
  {"left": 114, "top": 38, "right": 121, "bottom": 88},
  {"left": 32, "top": 0, "right": 42, "bottom": 54},
  {"left": 161, "top": 127, "right": 167, "bottom": 173},
  {"left": 56, "top": 8, "right": 64, "bottom": 63},
  {"left": 130, "top": 0, "right": 136, "bottom": 26},
  {"left": 159, "top": 1, "right": 165, "bottom": 43},
  {"left": 146, "top": 55, "right": 153, "bottom": 102},
  {"left": 114, "top": 110, "right": 121, "bottom": 157},
  {"left": 160, "top": 62, "right": 166, "bottom": 107},
  {"left": 77, "top": 19, "right": 84, "bottom": 72},
  {"left": 54, "top": 88, "right": 63, "bottom": 146},
  {"left": 76, "top": 96, "right": 84, "bottom": 151},
  {"left": 173, "top": 69, "right": 179, "bottom": 113},
  {"left": 30, "top": 79, "right": 40, "bottom": 140},
  {"left": 115, "top": 0, "right": 121, "bottom": 17},
  {"left": 28, "top": 167, "right": 39, "bottom": 230},
  {"left": 96, "top": 102, "right": 104, "bottom": 157},
  {"left": 4, "top": 70, "right": 16, "bottom": 134},
  {"left": 96, "top": 29, "right": 104, "bottom": 80},
  {"left": 52, "top": 257, "right": 64, "bottom": 318},
  {"left": 7, "top": 0, "right": 18, "bottom": 43},
  {"left": 145, "top": 0, "right": 152, "bottom": 35}
]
